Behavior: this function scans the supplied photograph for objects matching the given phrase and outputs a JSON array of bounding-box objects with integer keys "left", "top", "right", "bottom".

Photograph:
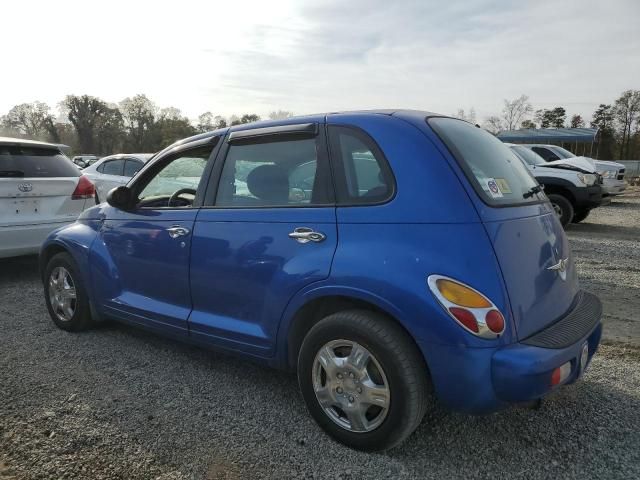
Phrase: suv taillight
[{"left": 72, "top": 175, "right": 95, "bottom": 199}]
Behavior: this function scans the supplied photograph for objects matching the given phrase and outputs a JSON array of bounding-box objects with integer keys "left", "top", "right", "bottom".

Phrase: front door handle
[
  {"left": 167, "top": 225, "right": 190, "bottom": 238},
  {"left": 288, "top": 227, "right": 326, "bottom": 244}
]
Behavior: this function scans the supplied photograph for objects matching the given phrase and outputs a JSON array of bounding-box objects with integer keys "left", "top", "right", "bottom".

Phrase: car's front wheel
[
  {"left": 571, "top": 208, "right": 591, "bottom": 223},
  {"left": 547, "top": 194, "right": 574, "bottom": 227},
  {"left": 297, "top": 309, "right": 430, "bottom": 451},
  {"left": 44, "top": 252, "right": 93, "bottom": 331}
]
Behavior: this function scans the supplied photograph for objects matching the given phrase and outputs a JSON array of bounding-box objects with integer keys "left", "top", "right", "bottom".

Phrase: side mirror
[{"left": 106, "top": 186, "right": 134, "bottom": 210}]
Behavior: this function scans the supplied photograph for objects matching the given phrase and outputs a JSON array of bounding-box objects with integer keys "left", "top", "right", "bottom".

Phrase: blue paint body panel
[{"left": 41, "top": 110, "right": 602, "bottom": 414}]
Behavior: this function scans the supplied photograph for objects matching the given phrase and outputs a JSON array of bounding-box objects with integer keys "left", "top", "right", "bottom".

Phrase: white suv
[{"left": 0, "top": 137, "right": 95, "bottom": 258}]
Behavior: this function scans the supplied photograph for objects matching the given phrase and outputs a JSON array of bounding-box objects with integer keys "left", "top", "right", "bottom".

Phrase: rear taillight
[
  {"left": 551, "top": 362, "right": 571, "bottom": 386},
  {"left": 428, "top": 275, "right": 506, "bottom": 339},
  {"left": 71, "top": 175, "right": 95, "bottom": 199}
]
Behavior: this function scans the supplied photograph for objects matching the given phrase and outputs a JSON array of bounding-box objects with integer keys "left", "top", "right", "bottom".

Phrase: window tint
[
  {"left": 124, "top": 159, "right": 143, "bottom": 177},
  {"left": 215, "top": 137, "right": 328, "bottom": 207},
  {"left": 429, "top": 118, "right": 541, "bottom": 206},
  {"left": 328, "top": 126, "right": 393, "bottom": 204},
  {"left": 531, "top": 147, "right": 559, "bottom": 161},
  {"left": 551, "top": 146, "right": 576, "bottom": 159},
  {"left": 138, "top": 147, "right": 211, "bottom": 205},
  {"left": 101, "top": 159, "right": 125, "bottom": 176},
  {"left": 0, "top": 146, "right": 80, "bottom": 178}
]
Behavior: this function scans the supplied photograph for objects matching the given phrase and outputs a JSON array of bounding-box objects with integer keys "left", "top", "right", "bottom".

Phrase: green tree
[
  {"left": 153, "top": 107, "right": 196, "bottom": 149},
  {"left": 591, "top": 104, "right": 616, "bottom": 159},
  {"left": 95, "top": 105, "right": 125, "bottom": 155},
  {"left": 196, "top": 112, "right": 215, "bottom": 133},
  {"left": 268, "top": 110, "right": 294, "bottom": 120},
  {"left": 535, "top": 107, "right": 566, "bottom": 128},
  {"left": 64, "top": 95, "right": 111, "bottom": 153},
  {"left": 240, "top": 114, "right": 260, "bottom": 124},
  {"left": 521, "top": 119, "right": 536, "bottom": 129},
  {"left": 2, "top": 101, "right": 56, "bottom": 140}
]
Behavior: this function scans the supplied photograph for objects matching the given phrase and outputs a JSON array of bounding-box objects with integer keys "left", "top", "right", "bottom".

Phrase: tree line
[
  {"left": 0, "top": 94, "right": 293, "bottom": 156},
  {"left": 462, "top": 89, "right": 640, "bottom": 160}
]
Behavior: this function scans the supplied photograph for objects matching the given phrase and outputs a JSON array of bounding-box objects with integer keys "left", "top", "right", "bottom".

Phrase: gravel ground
[{"left": 1, "top": 189, "right": 639, "bottom": 479}]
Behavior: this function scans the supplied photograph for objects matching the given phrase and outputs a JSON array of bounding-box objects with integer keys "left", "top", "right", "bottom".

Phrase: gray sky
[{"left": 3, "top": 0, "right": 639, "bottom": 123}]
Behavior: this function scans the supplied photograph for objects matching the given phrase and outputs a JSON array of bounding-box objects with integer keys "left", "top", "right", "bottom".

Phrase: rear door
[
  {"left": 0, "top": 144, "right": 87, "bottom": 228},
  {"left": 189, "top": 123, "right": 337, "bottom": 355},
  {"left": 429, "top": 119, "right": 580, "bottom": 340}
]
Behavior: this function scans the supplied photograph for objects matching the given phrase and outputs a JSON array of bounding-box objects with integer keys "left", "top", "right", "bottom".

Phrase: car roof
[
  {"left": 0, "top": 136, "right": 68, "bottom": 150},
  {"left": 99, "top": 153, "right": 154, "bottom": 162},
  {"left": 165, "top": 109, "right": 445, "bottom": 151}
]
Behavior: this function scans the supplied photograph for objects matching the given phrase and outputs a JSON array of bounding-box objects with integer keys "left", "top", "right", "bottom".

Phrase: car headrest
[{"left": 246, "top": 164, "right": 289, "bottom": 204}]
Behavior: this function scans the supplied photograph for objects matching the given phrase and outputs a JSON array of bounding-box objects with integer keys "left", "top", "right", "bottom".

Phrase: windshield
[
  {"left": 510, "top": 145, "right": 545, "bottom": 166},
  {"left": 429, "top": 118, "right": 542, "bottom": 206},
  {"left": 550, "top": 146, "right": 576, "bottom": 159}
]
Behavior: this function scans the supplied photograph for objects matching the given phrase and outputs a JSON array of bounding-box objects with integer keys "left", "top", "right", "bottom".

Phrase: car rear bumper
[
  {"left": 0, "top": 221, "right": 74, "bottom": 258},
  {"left": 418, "top": 291, "right": 602, "bottom": 413}
]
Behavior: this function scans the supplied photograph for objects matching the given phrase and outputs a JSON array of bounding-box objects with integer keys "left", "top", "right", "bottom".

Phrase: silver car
[{"left": 82, "top": 153, "right": 154, "bottom": 203}]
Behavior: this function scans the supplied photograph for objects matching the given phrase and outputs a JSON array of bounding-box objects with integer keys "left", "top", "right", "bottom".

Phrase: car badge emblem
[
  {"left": 547, "top": 257, "right": 569, "bottom": 281},
  {"left": 18, "top": 183, "right": 33, "bottom": 192}
]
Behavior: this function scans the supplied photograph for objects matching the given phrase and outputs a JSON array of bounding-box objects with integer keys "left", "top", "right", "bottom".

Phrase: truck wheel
[
  {"left": 547, "top": 194, "right": 574, "bottom": 227},
  {"left": 297, "top": 309, "right": 431, "bottom": 451},
  {"left": 572, "top": 209, "right": 590, "bottom": 223}
]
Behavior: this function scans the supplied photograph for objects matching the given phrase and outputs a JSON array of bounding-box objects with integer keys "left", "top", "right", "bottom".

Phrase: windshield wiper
[
  {"left": 0, "top": 170, "right": 25, "bottom": 177},
  {"left": 523, "top": 184, "right": 544, "bottom": 199}
]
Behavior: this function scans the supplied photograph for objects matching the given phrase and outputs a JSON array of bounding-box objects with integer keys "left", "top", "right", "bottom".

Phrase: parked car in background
[
  {"left": 0, "top": 137, "right": 95, "bottom": 258},
  {"left": 72, "top": 155, "right": 99, "bottom": 169},
  {"left": 507, "top": 144, "right": 603, "bottom": 226},
  {"left": 41, "top": 112, "right": 602, "bottom": 451},
  {"left": 519, "top": 144, "right": 626, "bottom": 197},
  {"left": 82, "top": 154, "right": 154, "bottom": 203}
]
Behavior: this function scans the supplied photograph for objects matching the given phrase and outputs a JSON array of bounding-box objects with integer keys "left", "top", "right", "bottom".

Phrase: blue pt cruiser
[{"left": 41, "top": 111, "right": 602, "bottom": 451}]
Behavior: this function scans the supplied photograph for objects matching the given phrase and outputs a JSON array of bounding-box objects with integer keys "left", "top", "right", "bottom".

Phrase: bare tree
[
  {"left": 502, "top": 95, "right": 533, "bottom": 131},
  {"left": 613, "top": 90, "right": 640, "bottom": 159},
  {"left": 483, "top": 115, "right": 504, "bottom": 135},
  {"left": 268, "top": 110, "right": 294, "bottom": 120},
  {"left": 453, "top": 108, "right": 477, "bottom": 124}
]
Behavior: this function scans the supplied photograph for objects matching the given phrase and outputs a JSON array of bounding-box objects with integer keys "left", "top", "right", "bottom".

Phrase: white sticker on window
[{"left": 486, "top": 178, "right": 503, "bottom": 198}]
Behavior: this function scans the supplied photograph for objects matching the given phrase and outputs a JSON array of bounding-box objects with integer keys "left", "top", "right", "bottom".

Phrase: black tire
[
  {"left": 572, "top": 209, "right": 590, "bottom": 223},
  {"left": 43, "top": 252, "right": 93, "bottom": 331},
  {"left": 547, "top": 194, "right": 574, "bottom": 227},
  {"left": 297, "top": 309, "right": 431, "bottom": 451}
]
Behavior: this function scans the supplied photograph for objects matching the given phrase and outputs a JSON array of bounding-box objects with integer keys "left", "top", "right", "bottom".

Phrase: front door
[
  {"left": 189, "top": 124, "right": 337, "bottom": 356},
  {"left": 93, "top": 145, "right": 215, "bottom": 335}
]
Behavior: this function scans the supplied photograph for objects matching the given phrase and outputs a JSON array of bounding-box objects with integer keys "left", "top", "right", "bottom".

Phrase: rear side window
[
  {"left": 0, "top": 146, "right": 80, "bottom": 178},
  {"left": 124, "top": 159, "right": 143, "bottom": 177},
  {"left": 510, "top": 146, "right": 545, "bottom": 166},
  {"left": 429, "top": 118, "right": 541, "bottom": 206},
  {"left": 531, "top": 147, "right": 559, "bottom": 161},
  {"left": 101, "top": 159, "right": 125, "bottom": 176},
  {"left": 328, "top": 126, "right": 394, "bottom": 205}
]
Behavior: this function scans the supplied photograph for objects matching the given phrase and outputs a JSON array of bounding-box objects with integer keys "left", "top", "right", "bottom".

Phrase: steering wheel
[{"left": 168, "top": 188, "right": 197, "bottom": 207}]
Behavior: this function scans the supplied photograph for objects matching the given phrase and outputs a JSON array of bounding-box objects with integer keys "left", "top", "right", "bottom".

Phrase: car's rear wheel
[
  {"left": 572, "top": 208, "right": 590, "bottom": 223},
  {"left": 297, "top": 309, "right": 430, "bottom": 451},
  {"left": 44, "top": 252, "right": 93, "bottom": 331},
  {"left": 547, "top": 194, "right": 574, "bottom": 227}
]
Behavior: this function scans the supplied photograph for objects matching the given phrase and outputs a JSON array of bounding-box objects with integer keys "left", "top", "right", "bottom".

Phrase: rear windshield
[
  {"left": 510, "top": 145, "right": 545, "bottom": 166},
  {"left": 0, "top": 146, "right": 80, "bottom": 178},
  {"left": 429, "top": 118, "right": 542, "bottom": 206}
]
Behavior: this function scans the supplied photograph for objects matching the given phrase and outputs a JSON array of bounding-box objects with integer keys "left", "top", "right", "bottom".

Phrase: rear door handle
[
  {"left": 288, "top": 227, "right": 326, "bottom": 244},
  {"left": 167, "top": 225, "right": 190, "bottom": 238}
]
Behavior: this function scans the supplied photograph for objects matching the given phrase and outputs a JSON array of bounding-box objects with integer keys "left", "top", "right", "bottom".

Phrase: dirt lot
[{"left": 1, "top": 189, "right": 639, "bottom": 479}]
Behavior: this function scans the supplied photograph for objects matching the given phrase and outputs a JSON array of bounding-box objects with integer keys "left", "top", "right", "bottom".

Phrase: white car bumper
[{"left": 0, "top": 221, "right": 73, "bottom": 259}]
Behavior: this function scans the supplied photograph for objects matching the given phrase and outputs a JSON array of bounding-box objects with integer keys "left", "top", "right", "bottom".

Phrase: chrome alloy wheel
[
  {"left": 312, "top": 340, "right": 390, "bottom": 433},
  {"left": 48, "top": 267, "right": 77, "bottom": 322}
]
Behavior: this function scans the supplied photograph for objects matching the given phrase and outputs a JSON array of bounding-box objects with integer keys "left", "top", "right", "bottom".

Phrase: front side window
[
  {"left": 137, "top": 146, "right": 211, "bottom": 207},
  {"left": 101, "top": 159, "right": 125, "bottom": 176},
  {"left": 215, "top": 137, "right": 329, "bottom": 207},
  {"left": 532, "top": 147, "right": 560, "bottom": 162},
  {"left": 328, "top": 126, "right": 394, "bottom": 204},
  {"left": 430, "top": 118, "right": 541, "bottom": 206}
]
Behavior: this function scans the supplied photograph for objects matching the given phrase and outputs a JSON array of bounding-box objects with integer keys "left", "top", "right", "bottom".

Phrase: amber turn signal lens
[{"left": 436, "top": 279, "right": 491, "bottom": 308}]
